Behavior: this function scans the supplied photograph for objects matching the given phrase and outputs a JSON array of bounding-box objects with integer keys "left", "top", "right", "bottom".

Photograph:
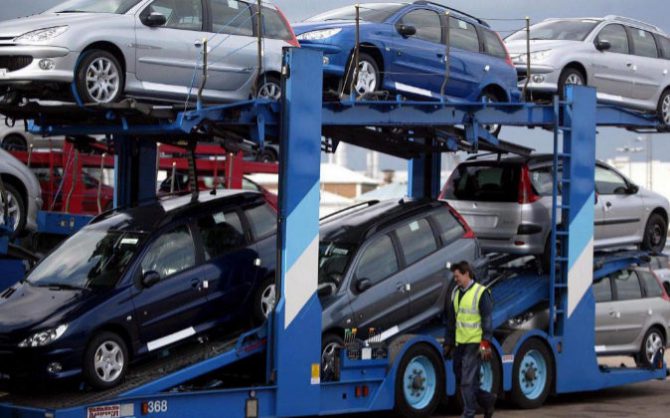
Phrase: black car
[
  {"left": 314, "top": 199, "right": 485, "bottom": 375},
  {"left": 0, "top": 191, "right": 277, "bottom": 389}
]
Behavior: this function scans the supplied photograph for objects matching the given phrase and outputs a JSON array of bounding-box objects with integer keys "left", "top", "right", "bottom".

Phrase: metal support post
[
  {"left": 113, "top": 136, "right": 157, "bottom": 208},
  {"left": 408, "top": 138, "right": 442, "bottom": 199},
  {"left": 273, "top": 47, "right": 323, "bottom": 417}
]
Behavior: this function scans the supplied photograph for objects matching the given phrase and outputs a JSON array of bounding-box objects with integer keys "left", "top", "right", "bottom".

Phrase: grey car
[
  {"left": 314, "top": 199, "right": 484, "bottom": 377},
  {"left": 0, "top": 148, "right": 42, "bottom": 236},
  {"left": 0, "top": 0, "right": 297, "bottom": 104},
  {"left": 441, "top": 154, "right": 670, "bottom": 265},
  {"left": 503, "top": 266, "right": 670, "bottom": 367},
  {"left": 505, "top": 16, "right": 670, "bottom": 125}
]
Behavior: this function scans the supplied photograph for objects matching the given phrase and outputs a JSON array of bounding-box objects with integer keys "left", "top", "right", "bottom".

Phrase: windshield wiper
[
  {"left": 36, "top": 283, "right": 88, "bottom": 291},
  {"left": 57, "top": 10, "right": 88, "bottom": 13}
]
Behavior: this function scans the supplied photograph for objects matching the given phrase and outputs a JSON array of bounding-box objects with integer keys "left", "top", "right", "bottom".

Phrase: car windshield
[
  {"left": 50, "top": 0, "right": 142, "bottom": 14},
  {"left": 318, "top": 241, "right": 357, "bottom": 288},
  {"left": 27, "top": 226, "right": 146, "bottom": 290},
  {"left": 305, "top": 3, "right": 404, "bottom": 23},
  {"left": 507, "top": 19, "right": 600, "bottom": 42}
]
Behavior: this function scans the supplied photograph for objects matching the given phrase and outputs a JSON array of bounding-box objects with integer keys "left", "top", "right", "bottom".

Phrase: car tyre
[
  {"left": 0, "top": 183, "right": 27, "bottom": 238},
  {"left": 479, "top": 91, "right": 503, "bottom": 137},
  {"left": 636, "top": 327, "right": 665, "bottom": 368},
  {"left": 558, "top": 67, "right": 585, "bottom": 98},
  {"left": 253, "top": 276, "right": 276, "bottom": 324},
  {"left": 83, "top": 331, "right": 128, "bottom": 390},
  {"left": 641, "top": 213, "right": 667, "bottom": 253},
  {"left": 1, "top": 134, "right": 28, "bottom": 152},
  {"left": 255, "top": 147, "right": 278, "bottom": 163},
  {"left": 393, "top": 343, "right": 444, "bottom": 418},
  {"left": 256, "top": 75, "right": 282, "bottom": 100},
  {"left": 75, "top": 50, "right": 125, "bottom": 104},
  {"left": 510, "top": 338, "right": 553, "bottom": 409},
  {"left": 343, "top": 52, "right": 380, "bottom": 97},
  {"left": 658, "top": 89, "right": 670, "bottom": 128},
  {"left": 321, "top": 333, "right": 344, "bottom": 382}
]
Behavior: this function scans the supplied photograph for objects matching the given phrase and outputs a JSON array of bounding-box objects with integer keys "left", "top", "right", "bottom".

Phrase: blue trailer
[{"left": 0, "top": 48, "right": 666, "bottom": 418}]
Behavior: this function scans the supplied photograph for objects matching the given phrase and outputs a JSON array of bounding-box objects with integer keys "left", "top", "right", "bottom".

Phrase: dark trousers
[{"left": 454, "top": 344, "right": 496, "bottom": 418}]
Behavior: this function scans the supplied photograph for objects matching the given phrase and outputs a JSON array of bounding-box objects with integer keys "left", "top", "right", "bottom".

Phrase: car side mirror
[
  {"left": 355, "top": 278, "right": 372, "bottom": 293},
  {"left": 627, "top": 184, "right": 639, "bottom": 195},
  {"left": 594, "top": 192, "right": 599, "bottom": 204},
  {"left": 445, "top": 261, "right": 452, "bottom": 271},
  {"left": 397, "top": 24, "right": 417, "bottom": 38},
  {"left": 142, "top": 271, "right": 161, "bottom": 288},
  {"left": 142, "top": 12, "right": 167, "bottom": 27},
  {"left": 596, "top": 39, "right": 611, "bottom": 51}
]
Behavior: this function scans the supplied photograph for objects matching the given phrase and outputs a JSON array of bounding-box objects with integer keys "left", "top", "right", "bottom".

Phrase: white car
[{"left": 0, "top": 148, "right": 42, "bottom": 236}]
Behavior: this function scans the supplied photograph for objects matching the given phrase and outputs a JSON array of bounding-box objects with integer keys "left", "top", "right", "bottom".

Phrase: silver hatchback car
[
  {"left": 0, "top": 0, "right": 297, "bottom": 104},
  {"left": 441, "top": 154, "right": 670, "bottom": 265},
  {"left": 505, "top": 16, "right": 670, "bottom": 125}
]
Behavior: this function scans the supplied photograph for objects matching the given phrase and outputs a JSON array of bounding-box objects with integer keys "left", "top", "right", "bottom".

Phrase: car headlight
[
  {"left": 18, "top": 324, "right": 68, "bottom": 348},
  {"left": 14, "top": 26, "right": 69, "bottom": 43},
  {"left": 296, "top": 28, "right": 342, "bottom": 41},
  {"left": 519, "top": 50, "right": 552, "bottom": 63}
]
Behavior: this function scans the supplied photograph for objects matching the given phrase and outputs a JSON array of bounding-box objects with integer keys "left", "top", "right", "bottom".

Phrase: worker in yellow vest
[{"left": 443, "top": 261, "right": 496, "bottom": 418}]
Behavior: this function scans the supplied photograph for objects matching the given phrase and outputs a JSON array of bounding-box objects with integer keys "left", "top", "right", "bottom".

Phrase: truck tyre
[
  {"left": 510, "top": 338, "right": 553, "bottom": 409},
  {"left": 453, "top": 348, "right": 502, "bottom": 413},
  {"left": 394, "top": 343, "right": 444, "bottom": 418}
]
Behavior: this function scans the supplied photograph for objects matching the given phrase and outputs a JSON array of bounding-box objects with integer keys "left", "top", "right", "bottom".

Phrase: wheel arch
[
  {"left": 346, "top": 43, "right": 386, "bottom": 83},
  {"left": 650, "top": 207, "right": 668, "bottom": 226},
  {"left": 562, "top": 62, "right": 588, "bottom": 84},
  {"left": 0, "top": 173, "right": 28, "bottom": 210},
  {"left": 482, "top": 83, "right": 509, "bottom": 102},
  {"left": 81, "top": 41, "right": 128, "bottom": 76},
  {"left": 89, "top": 323, "right": 135, "bottom": 361}
]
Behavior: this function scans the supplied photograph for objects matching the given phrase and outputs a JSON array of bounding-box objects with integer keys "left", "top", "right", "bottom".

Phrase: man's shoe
[{"left": 484, "top": 394, "right": 497, "bottom": 418}]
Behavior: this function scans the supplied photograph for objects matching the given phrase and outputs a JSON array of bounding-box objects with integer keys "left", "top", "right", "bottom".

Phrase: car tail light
[
  {"left": 518, "top": 165, "right": 540, "bottom": 204},
  {"left": 276, "top": 6, "right": 300, "bottom": 48},
  {"left": 496, "top": 32, "right": 514, "bottom": 68},
  {"left": 447, "top": 204, "right": 475, "bottom": 239}
]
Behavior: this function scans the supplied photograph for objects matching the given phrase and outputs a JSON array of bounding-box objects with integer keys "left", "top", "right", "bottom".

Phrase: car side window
[
  {"left": 147, "top": 0, "right": 204, "bottom": 31},
  {"left": 658, "top": 35, "right": 670, "bottom": 60},
  {"left": 395, "top": 218, "right": 438, "bottom": 265},
  {"left": 432, "top": 208, "right": 465, "bottom": 247},
  {"left": 613, "top": 270, "right": 643, "bottom": 301},
  {"left": 449, "top": 17, "right": 479, "bottom": 53},
  {"left": 596, "top": 24, "right": 629, "bottom": 54},
  {"left": 595, "top": 166, "right": 629, "bottom": 195},
  {"left": 398, "top": 9, "right": 442, "bottom": 44},
  {"left": 210, "top": 0, "right": 254, "bottom": 36},
  {"left": 629, "top": 28, "right": 659, "bottom": 58},
  {"left": 261, "top": 5, "right": 293, "bottom": 41},
  {"left": 639, "top": 270, "right": 664, "bottom": 298},
  {"left": 529, "top": 166, "right": 560, "bottom": 196},
  {"left": 482, "top": 29, "right": 507, "bottom": 59},
  {"left": 355, "top": 235, "right": 399, "bottom": 286},
  {"left": 196, "top": 210, "right": 245, "bottom": 260},
  {"left": 141, "top": 225, "right": 196, "bottom": 280},
  {"left": 244, "top": 203, "right": 276, "bottom": 240},
  {"left": 593, "top": 277, "right": 612, "bottom": 303}
]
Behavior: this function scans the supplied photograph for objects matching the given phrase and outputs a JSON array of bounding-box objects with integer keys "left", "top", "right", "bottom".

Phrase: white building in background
[{"left": 606, "top": 158, "right": 670, "bottom": 199}]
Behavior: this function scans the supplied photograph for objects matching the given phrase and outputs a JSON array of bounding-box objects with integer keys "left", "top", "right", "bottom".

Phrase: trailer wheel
[
  {"left": 394, "top": 344, "right": 444, "bottom": 418},
  {"left": 511, "top": 338, "right": 553, "bottom": 409}
]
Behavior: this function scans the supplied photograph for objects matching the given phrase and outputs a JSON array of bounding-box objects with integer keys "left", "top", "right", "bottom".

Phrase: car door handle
[
  {"left": 609, "top": 311, "right": 621, "bottom": 318},
  {"left": 484, "top": 65, "right": 490, "bottom": 72}
]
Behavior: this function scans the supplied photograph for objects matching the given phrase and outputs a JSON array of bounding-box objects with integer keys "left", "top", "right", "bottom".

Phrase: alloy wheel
[
  {"left": 94, "top": 340, "right": 125, "bottom": 383},
  {"left": 481, "top": 93, "right": 501, "bottom": 135},
  {"left": 257, "top": 81, "right": 281, "bottom": 100},
  {"left": 85, "top": 57, "right": 121, "bottom": 103},
  {"left": 0, "top": 189, "right": 21, "bottom": 231},
  {"left": 260, "top": 283, "right": 276, "bottom": 318},
  {"left": 661, "top": 94, "right": 670, "bottom": 125},
  {"left": 564, "top": 73, "right": 584, "bottom": 86},
  {"left": 354, "top": 60, "right": 378, "bottom": 96},
  {"left": 321, "top": 341, "right": 342, "bottom": 378},
  {"left": 645, "top": 331, "right": 664, "bottom": 364}
]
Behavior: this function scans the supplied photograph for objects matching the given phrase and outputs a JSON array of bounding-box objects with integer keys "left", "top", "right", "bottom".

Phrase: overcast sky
[{"left": 1, "top": 0, "right": 669, "bottom": 171}]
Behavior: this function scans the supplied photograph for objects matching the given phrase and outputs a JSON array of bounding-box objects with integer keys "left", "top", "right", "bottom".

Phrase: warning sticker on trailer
[
  {"left": 311, "top": 363, "right": 320, "bottom": 385},
  {"left": 87, "top": 405, "right": 121, "bottom": 418},
  {"left": 502, "top": 355, "right": 514, "bottom": 364}
]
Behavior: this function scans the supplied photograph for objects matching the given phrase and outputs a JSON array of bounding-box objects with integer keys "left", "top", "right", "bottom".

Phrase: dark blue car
[
  {"left": 0, "top": 191, "right": 277, "bottom": 389},
  {"left": 294, "top": 2, "right": 520, "bottom": 125}
]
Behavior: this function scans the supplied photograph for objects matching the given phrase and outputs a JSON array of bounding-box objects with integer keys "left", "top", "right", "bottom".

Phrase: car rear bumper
[
  {"left": 478, "top": 232, "right": 546, "bottom": 254},
  {"left": 0, "top": 46, "right": 77, "bottom": 85}
]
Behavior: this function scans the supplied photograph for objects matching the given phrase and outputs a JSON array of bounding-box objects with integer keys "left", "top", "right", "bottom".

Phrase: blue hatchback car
[
  {"left": 294, "top": 2, "right": 520, "bottom": 111},
  {"left": 0, "top": 191, "right": 277, "bottom": 389}
]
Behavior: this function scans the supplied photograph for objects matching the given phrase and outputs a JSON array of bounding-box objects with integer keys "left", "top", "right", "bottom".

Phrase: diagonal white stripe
[
  {"left": 285, "top": 236, "right": 319, "bottom": 329},
  {"left": 567, "top": 238, "right": 594, "bottom": 317}
]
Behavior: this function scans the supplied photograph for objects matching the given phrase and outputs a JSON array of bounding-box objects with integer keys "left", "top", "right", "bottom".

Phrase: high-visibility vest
[{"left": 452, "top": 282, "right": 486, "bottom": 344}]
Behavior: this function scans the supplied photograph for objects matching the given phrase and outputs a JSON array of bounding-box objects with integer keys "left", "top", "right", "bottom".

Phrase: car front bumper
[
  {"left": 0, "top": 343, "right": 83, "bottom": 381},
  {"left": 514, "top": 63, "right": 561, "bottom": 93},
  {"left": 0, "top": 45, "right": 77, "bottom": 85}
]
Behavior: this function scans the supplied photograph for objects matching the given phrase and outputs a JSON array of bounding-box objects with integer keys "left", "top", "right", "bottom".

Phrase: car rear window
[
  {"left": 629, "top": 28, "right": 659, "bottom": 58},
  {"left": 482, "top": 29, "right": 507, "bottom": 59},
  {"left": 262, "top": 6, "right": 293, "bottom": 41},
  {"left": 639, "top": 270, "right": 664, "bottom": 298},
  {"left": 395, "top": 218, "right": 438, "bottom": 265},
  {"left": 449, "top": 17, "right": 479, "bottom": 52},
  {"left": 211, "top": 0, "right": 254, "bottom": 36},
  {"left": 444, "top": 164, "right": 521, "bottom": 203},
  {"left": 432, "top": 208, "right": 465, "bottom": 246},
  {"left": 614, "top": 270, "right": 642, "bottom": 300}
]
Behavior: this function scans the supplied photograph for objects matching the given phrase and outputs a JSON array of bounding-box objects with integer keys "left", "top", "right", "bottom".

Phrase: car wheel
[
  {"left": 511, "top": 338, "right": 553, "bottom": 409},
  {"left": 256, "top": 148, "right": 278, "bottom": 163},
  {"left": 253, "top": 277, "right": 276, "bottom": 324},
  {"left": 1, "top": 134, "right": 28, "bottom": 152},
  {"left": 0, "top": 183, "right": 27, "bottom": 238},
  {"left": 479, "top": 91, "right": 502, "bottom": 137},
  {"left": 641, "top": 213, "right": 667, "bottom": 253},
  {"left": 321, "top": 333, "right": 344, "bottom": 382},
  {"left": 256, "top": 75, "right": 282, "bottom": 100},
  {"left": 393, "top": 343, "right": 444, "bottom": 418},
  {"left": 636, "top": 327, "right": 665, "bottom": 368},
  {"left": 343, "top": 52, "right": 380, "bottom": 97},
  {"left": 83, "top": 331, "right": 128, "bottom": 389},
  {"left": 75, "top": 50, "right": 125, "bottom": 104},
  {"left": 558, "top": 68, "right": 585, "bottom": 98},
  {"left": 658, "top": 89, "right": 670, "bottom": 127}
]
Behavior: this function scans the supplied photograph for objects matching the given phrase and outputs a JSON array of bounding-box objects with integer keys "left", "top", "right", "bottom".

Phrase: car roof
[
  {"left": 320, "top": 198, "right": 445, "bottom": 243},
  {"left": 410, "top": 1, "right": 491, "bottom": 28},
  {"left": 461, "top": 153, "right": 607, "bottom": 167},
  {"left": 90, "top": 190, "right": 264, "bottom": 233}
]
